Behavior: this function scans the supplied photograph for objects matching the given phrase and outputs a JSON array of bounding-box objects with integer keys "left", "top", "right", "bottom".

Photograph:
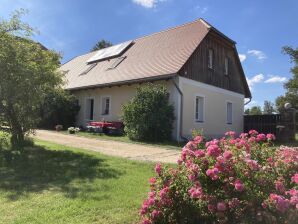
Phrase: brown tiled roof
[{"left": 61, "top": 19, "right": 210, "bottom": 90}]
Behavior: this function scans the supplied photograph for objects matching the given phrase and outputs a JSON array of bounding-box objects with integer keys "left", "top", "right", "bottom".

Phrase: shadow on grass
[{"left": 0, "top": 145, "right": 123, "bottom": 201}]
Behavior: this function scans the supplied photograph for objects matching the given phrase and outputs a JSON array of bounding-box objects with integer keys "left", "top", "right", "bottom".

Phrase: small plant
[
  {"left": 140, "top": 131, "right": 298, "bottom": 224},
  {"left": 55, "top": 125, "right": 63, "bottom": 131},
  {"left": 68, "top": 127, "right": 80, "bottom": 134},
  {"left": 0, "top": 131, "right": 9, "bottom": 150}
]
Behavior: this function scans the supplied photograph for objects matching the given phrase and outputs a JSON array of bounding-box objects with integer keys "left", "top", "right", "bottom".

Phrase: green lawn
[
  {"left": 0, "top": 140, "right": 156, "bottom": 224},
  {"left": 60, "top": 130, "right": 185, "bottom": 150}
]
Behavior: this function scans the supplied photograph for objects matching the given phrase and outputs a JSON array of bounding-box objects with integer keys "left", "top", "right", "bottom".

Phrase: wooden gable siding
[{"left": 178, "top": 31, "right": 246, "bottom": 95}]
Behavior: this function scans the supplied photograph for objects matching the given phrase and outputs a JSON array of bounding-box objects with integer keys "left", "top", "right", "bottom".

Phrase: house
[{"left": 60, "top": 18, "right": 251, "bottom": 140}]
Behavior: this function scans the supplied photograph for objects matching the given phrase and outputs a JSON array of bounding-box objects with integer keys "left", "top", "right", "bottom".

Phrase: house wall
[
  {"left": 71, "top": 79, "right": 180, "bottom": 140},
  {"left": 179, "top": 76, "right": 244, "bottom": 138}
]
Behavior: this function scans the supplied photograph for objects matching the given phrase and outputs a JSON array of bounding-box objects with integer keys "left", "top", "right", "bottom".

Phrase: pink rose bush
[{"left": 140, "top": 130, "right": 298, "bottom": 223}]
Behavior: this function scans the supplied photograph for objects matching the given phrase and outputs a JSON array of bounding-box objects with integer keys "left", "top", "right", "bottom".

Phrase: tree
[
  {"left": 249, "top": 106, "right": 262, "bottom": 115},
  {"left": 39, "top": 89, "right": 80, "bottom": 129},
  {"left": 122, "top": 84, "right": 175, "bottom": 142},
  {"left": 244, "top": 108, "right": 250, "bottom": 115},
  {"left": 275, "top": 46, "right": 298, "bottom": 112},
  {"left": 263, "top": 100, "right": 275, "bottom": 114},
  {"left": 0, "top": 10, "right": 63, "bottom": 147},
  {"left": 91, "top": 39, "right": 112, "bottom": 51}
]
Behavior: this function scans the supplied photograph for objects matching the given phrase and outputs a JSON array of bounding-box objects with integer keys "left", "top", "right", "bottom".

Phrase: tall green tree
[
  {"left": 263, "top": 100, "right": 275, "bottom": 114},
  {"left": 0, "top": 10, "right": 63, "bottom": 147},
  {"left": 249, "top": 106, "right": 262, "bottom": 115},
  {"left": 276, "top": 46, "right": 298, "bottom": 112},
  {"left": 91, "top": 39, "right": 113, "bottom": 51}
]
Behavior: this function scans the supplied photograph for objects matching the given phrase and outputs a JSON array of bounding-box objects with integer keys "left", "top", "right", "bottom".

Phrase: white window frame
[
  {"left": 85, "top": 97, "right": 95, "bottom": 121},
  {"left": 224, "top": 57, "right": 229, "bottom": 75},
  {"left": 194, "top": 94, "right": 205, "bottom": 123},
  {"left": 208, "top": 48, "right": 214, "bottom": 69},
  {"left": 100, "top": 95, "right": 111, "bottom": 116},
  {"left": 226, "top": 101, "right": 233, "bottom": 124}
]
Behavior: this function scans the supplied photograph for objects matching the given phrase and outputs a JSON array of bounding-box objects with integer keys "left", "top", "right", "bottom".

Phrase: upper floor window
[
  {"left": 195, "top": 96, "right": 204, "bottom": 122},
  {"left": 224, "top": 57, "right": 229, "bottom": 75},
  {"left": 208, "top": 49, "right": 214, "bottom": 69},
  {"left": 101, "top": 96, "right": 111, "bottom": 115}
]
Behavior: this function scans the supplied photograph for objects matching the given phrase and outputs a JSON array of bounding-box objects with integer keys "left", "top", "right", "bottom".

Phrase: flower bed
[{"left": 140, "top": 131, "right": 298, "bottom": 224}]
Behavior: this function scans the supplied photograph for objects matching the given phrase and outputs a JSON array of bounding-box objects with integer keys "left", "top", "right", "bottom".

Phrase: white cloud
[
  {"left": 247, "top": 49, "right": 267, "bottom": 60},
  {"left": 264, "top": 75, "right": 288, "bottom": 83},
  {"left": 132, "top": 0, "right": 166, "bottom": 8},
  {"left": 193, "top": 5, "right": 208, "bottom": 14},
  {"left": 239, "top": 54, "right": 246, "bottom": 62},
  {"left": 246, "top": 74, "right": 264, "bottom": 90}
]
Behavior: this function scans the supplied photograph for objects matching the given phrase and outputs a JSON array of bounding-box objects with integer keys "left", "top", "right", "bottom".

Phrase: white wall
[
  {"left": 179, "top": 76, "right": 244, "bottom": 138},
  {"left": 72, "top": 80, "right": 180, "bottom": 140}
]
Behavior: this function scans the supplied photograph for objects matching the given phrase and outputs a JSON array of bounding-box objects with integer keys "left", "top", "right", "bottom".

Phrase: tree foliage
[
  {"left": 0, "top": 10, "right": 63, "bottom": 147},
  {"left": 246, "top": 106, "right": 262, "bottom": 115},
  {"left": 263, "top": 100, "right": 275, "bottom": 114},
  {"left": 91, "top": 39, "right": 113, "bottom": 52},
  {"left": 122, "top": 84, "right": 175, "bottom": 142},
  {"left": 39, "top": 89, "right": 80, "bottom": 129},
  {"left": 276, "top": 46, "right": 298, "bottom": 112}
]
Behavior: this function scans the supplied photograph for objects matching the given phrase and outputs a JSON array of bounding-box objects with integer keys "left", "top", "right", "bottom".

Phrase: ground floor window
[
  {"left": 101, "top": 96, "right": 111, "bottom": 115},
  {"left": 195, "top": 96, "right": 204, "bottom": 122},
  {"left": 227, "top": 102, "right": 233, "bottom": 124},
  {"left": 85, "top": 98, "right": 94, "bottom": 120}
]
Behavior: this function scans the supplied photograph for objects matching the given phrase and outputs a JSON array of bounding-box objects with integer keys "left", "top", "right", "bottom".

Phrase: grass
[
  {"left": 59, "top": 130, "right": 185, "bottom": 150},
  {"left": 0, "top": 140, "right": 156, "bottom": 224}
]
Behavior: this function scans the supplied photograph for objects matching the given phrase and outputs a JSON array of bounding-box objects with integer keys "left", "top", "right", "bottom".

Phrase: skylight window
[
  {"left": 107, "top": 56, "right": 126, "bottom": 70},
  {"left": 79, "top": 63, "right": 97, "bottom": 76}
]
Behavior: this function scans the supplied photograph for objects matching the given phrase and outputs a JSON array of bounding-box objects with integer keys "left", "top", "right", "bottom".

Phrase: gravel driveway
[{"left": 33, "top": 130, "right": 180, "bottom": 164}]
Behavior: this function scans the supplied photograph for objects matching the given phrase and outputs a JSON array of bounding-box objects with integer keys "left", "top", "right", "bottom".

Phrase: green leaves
[{"left": 122, "top": 83, "right": 174, "bottom": 142}]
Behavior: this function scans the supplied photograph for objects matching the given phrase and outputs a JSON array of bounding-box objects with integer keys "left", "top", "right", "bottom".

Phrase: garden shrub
[
  {"left": 39, "top": 89, "right": 80, "bottom": 129},
  {"left": 122, "top": 84, "right": 174, "bottom": 142},
  {"left": 140, "top": 130, "right": 298, "bottom": 224},
  {"left": 0, "top": 131, "right": 9, "bottom": 150}
]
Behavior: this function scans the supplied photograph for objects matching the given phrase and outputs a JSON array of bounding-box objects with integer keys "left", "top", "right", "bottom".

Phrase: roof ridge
[{"left": 135, "top": 18, "right": 207, "bottom": 41}]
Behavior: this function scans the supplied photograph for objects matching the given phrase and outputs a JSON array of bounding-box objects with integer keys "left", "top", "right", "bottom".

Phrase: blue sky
[{"left": 1, "top": 0, "right": 297, "bottom": 109}]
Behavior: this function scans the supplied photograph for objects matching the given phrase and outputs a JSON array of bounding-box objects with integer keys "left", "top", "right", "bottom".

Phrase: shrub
[
  {"left": 140, "top": 131, "right": 298, "bottom": 224},
  {"left": 0, "top": 131, "right": 9, "bottom": 150},
  {"left": 39, "top": 89, "right": 80, "bottom": 129},
  {"left": 68, "top": 127, "right": 80, "bottom": 134},
  {"left": 122, "top": 84, "right": 174, "bottom": 142}
]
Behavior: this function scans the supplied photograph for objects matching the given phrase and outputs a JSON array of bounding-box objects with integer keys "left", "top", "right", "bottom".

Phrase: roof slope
[{"left": 61, "top": 19, "right": 210, "bottom": 90}]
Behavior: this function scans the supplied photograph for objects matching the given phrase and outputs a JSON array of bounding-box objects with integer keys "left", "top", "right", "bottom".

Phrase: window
[
  {"left": 107, "top": 56, "right": 126, "bottom": 70},
  {"left": 195, "top": 96, "right": 204, "bottom": 122},
  {"left": 224, "top": 57, "right": 229, "bottom": 75},
  {"left": 101, "top": 96, "right": 111, "bottom": 115},
  {"left": 85, "top": 98, "right": 94, "bottom": 120},
  {"left": 227, "top": 102, "right": 233, "bottom": 124},
  {"left": 208, "top": 49, "right": 214, "bottom": 69},
  {"left": 79, "top": 63, "right": 97, "bottom": 76}
]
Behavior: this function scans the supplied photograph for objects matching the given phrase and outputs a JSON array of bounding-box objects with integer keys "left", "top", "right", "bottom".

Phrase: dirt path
[{"left": 33, "top": 130, "right": 180, "bottom": 164}]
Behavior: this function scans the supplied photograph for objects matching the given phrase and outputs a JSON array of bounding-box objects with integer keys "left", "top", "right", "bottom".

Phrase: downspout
[
  {"left": 244, "top": 97, "right": 252, "bottom": 106},
  {"left": 172, "top": 78, "right": 188, "bottom": 142}
]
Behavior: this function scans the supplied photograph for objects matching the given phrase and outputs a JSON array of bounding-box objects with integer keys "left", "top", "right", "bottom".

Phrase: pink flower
[
  {"left": 291, "top": 173, "right": 298, "bottom": 184},
  {"left": 208, "top": 204, "right": 216, "bottom": 213},
  {"left": 225, "top": 131, "right": 236, "bottom": 138},
  {"left": 194, "top": 135, "right": 203, "bottom": 144},
  {"left": 266, "top": 133, "right": 276, "bottom": 141},
  {"left": 217, "top": 202, "right": 227, "bottom": 212},
  {"left": 234, "top": 179, "right": 244, "bottom": 192},
  {"left": 194, "top": 150, "right": 205, "bottom": 158},
  {"left": 249, "top": 130, "right": 258, "bottom": 136},
  {"left": 256, "top": 134, "right": 266, "bottom": 142},
  {"left": 275, "top": 180, "right": 286, "bottom": 193},
  {"left": 149, "top": 177, "right": 156, "bottom": 184},
  {"left": 188, "top": 186, "right": 203, "bottom": 199},
  {"left": 142, "top": 219, "right": 151, "bottom": 224},
  {"left": 155, "top": 163, "right": 162, "bottom": 175},
  {"left": 151, "top": 209, "right": 161, "bottom": 219},
  {"left": 206, "top": 168, "right": 219, "bottom": 180},
  {"left": 223, "top": 150, "right": 233, "bottom": 160},
  {"left": 206, "top": 145, "right": 221, "bottom": 158},
  {"left": 228, "top": 198, "right": 240, "bottom": 209}
]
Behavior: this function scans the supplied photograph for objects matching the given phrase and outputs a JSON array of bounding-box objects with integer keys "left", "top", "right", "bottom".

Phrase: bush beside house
[
  {"left": 39, "top": 90, "right": 80, "bottom": 130},
  {"left": 122, "top": 84, "right": 174, "bottom": 142},
  {"left": 140, "top": 131, "right": 298, "bottom": 223}
]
